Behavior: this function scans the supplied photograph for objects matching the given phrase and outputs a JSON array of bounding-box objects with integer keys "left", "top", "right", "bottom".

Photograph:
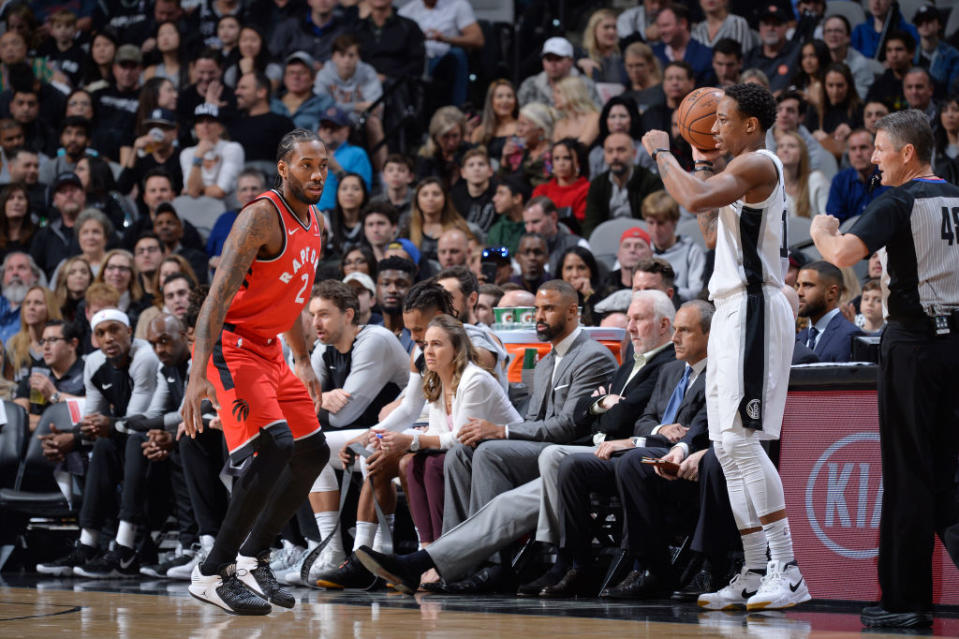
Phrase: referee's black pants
[{"left": 877, "top": 323, "right": 959, "bottom": 612}]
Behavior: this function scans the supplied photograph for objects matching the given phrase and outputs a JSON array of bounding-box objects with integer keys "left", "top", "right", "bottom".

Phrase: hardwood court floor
[{"left": 2, "top": 575, "right": 959, "bottom": 639}]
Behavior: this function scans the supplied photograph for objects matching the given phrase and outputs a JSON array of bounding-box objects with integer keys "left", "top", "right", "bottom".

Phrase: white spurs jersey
[{"left": 708, "top": 149, "right": 789, "bottom": 298}]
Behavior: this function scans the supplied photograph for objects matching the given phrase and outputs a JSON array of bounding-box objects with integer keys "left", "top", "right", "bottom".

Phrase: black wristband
[{"left": 652, "top": 148, "right": 670, "bottom": 161}]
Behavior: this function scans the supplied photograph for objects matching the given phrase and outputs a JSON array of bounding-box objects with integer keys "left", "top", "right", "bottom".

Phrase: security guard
[{"left": 811, "top": 109, "right": 959, "bottom": 629}]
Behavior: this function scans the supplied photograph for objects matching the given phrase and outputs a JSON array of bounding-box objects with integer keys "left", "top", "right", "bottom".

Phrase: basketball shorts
[
  {"left": 706, "top": 286, "right": 793, "bottom": 441},
  {"left": 205, "top": 327, "right": 322, "bottom": 461}
]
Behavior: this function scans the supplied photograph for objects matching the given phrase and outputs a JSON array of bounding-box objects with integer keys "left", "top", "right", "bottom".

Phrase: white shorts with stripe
[{"left": 706, "top": 286, "right": 794, "bottom": 441}]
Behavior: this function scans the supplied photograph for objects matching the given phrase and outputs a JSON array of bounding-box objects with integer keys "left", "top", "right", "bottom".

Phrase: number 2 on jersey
[
  {"left": 295, "top": 273, "right": 309, "bottom": 304},
  {"left": 942, "top": 207, "right": 959, "bottom": 245}
]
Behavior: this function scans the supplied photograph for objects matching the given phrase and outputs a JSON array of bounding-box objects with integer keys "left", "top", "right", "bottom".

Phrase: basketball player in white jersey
[{"left": 640, "top": 83, "right": 810, "bottom": 610}]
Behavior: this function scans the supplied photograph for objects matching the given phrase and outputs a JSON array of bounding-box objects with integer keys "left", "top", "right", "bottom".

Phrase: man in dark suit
[
  {"left": 541, "top": 300, "right": 718, "bottom": 597},
  {"left": 795, "top": 261, "right": 865, "bottom": 362}
]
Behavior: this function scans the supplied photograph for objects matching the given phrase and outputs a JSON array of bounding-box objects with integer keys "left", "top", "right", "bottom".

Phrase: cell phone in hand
[{"left": 641, "top": 456, "right": 680, "bottom": 475}]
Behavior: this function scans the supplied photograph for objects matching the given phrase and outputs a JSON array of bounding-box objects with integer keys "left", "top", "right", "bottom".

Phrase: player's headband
[{"left": 91, "top": 308, "right": 130, "bottom": 331}]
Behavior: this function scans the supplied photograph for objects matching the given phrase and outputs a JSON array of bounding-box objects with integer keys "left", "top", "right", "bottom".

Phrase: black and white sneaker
[
  {"left": 141, "top": 549, "right": 195, "bottom": 578},
  {"left": 73, "top": 545, "right": 141, "bottom": 579},
  {"left": 188, "top": 564, "right": 272, "bottom": 615},
  {"left": 236, "top": 553, "right": 295, "bottom": 609},
  {"left": 36, "top": 543, "right": 98, "bottom": 576},
  {"left": 313, "top": 552, "right": 380, "bottom": 590}
]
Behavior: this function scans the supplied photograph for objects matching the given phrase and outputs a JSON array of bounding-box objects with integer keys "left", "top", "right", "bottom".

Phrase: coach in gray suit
[{"left": 443, "top": 279, "right": 618, "bottom": 533}]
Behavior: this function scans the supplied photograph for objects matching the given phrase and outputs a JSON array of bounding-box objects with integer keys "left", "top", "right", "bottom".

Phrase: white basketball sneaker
[
  {"left": 698, "top": 565, "right": 765, "bottom": 610},
  {"left": 280, "top": 542, "right": 343, "bottom": 587},
  {"left": 188, "top": 563, "right": 272, "bottom": 615},
  {"left": 746, "top": 560, "right": 811, "bottom": 611}
]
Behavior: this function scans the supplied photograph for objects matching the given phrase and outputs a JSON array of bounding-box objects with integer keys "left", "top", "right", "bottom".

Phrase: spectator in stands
[
  {"left": 230, "top": 71, "right": 295, "bottom": 164},
  {"left": 825, "top": 128, "right": 887, "bottom": 222},
  {"left": 634, "top": 257, "right": 678, "bottom": 301},
  {"left": 124, "top": 170, "right": 203, "bottom": 252},
  {"left": 578, "top": 9, "right": 624, "bottom": 83},
  {"left": 269, "top": 0, "right": 356, "bottom": 63},
  {"left": 518, "top": 37, "right": 602, "bottom": 108},
  {"left": 865, "top": 32, "right": 914, "bottom": 111},
  {"left": 81, "top": 29, "right": 116, "bottom": 91},
  {"left": 766, "top": 90, "right": 838, "bottom": 179},
  {"left": 36, "top": 308, "right": 160, "bottom": 578},
  {"left": 852, "top": 0, "right": 919, "bottom": 59},
  {"left": 95, "top": 249, "right": 149, "bottom": 327},
  {"left": 341, "top": 245, "right": 377, "bottom": 279},
  {"left": 480, "top": 246, "right": 513, "bottom": 286},
  {"left": 640, "top": 190, "right": 705, "bottom": 302},
  {"left": 38, "top": 9, "right": 84, "bottom": 87},
  {"left": 822, "top": 15, "right": 875, "bottom": 100},
  {"left": 143, "top": 21, "right": 189, "bottom": 89},
  {"left": 5, "top": 284, "right": 59, "bottom": 381},
  {"left": 317, "top": 107, "right": 373, "bottom": 212},
  {"left": 703, "top": 37, "right": 743, "bottom": 88},
  {"left": 499, "top": 102, "right": 556, "bottom": 189},
  {"left": 38, "top": 117, "right": 93, "bottom": 185},
  {"left": 778, "top": 130, "right": 829, "bottom": 218},
  {"left": 268, "top": 52, "right": 328, "bottom": 133},
  {"left": 416, "top": 106, "right": 469, "bottom": 191},
  {"left": 450, "top": 147, "right": 496, "bottom": 233},
  {"left": 475, "top": 283, "right": 504, "bottom": 326},
  {"left": 510, "top": 233, "right": 549, "bottom": 294},
  {"left": 136, "top": 257, "right": 199, "bottom": 337},
  {"left": 0, "top": 183, "right": 35, "bottom": 259},
  {"left": 7, "top": 149, "right": 45, "bottom": 218},
  {"left": 53, "top": 256, "right": 92, "bottom": 322},
  {"left": 382, "top": 154, "right": 415, "bottom": 220},
  {"left": 590, "top": 96, "right": 652, "bottom": 179},
  {"left": 206, "top": 169, "right": 265, "bottom": 270},
  {"left": 603, "top": 227, "right": 654, "bottom": 294},
  {"left": 153, "top": 204, "right": 208, "bottom": 284},
  {"left": 403, "top": 177, "right": 472, "bottom": 263},
  {"left": 179, "top": 103, "right": 244, "bottom": 201},
  {"left": 812, "top": 63, "right": 863, "bottom": 160},
  {"left": 487, "top": 176, "right": 530, "bottom": 254},
  {"left": 914, "top": 5, "right": 959, "bottom": 92},
  {"left": 471, "top": 79, "right": 519, "bottom": 171},
  {"left": 376, "top": 256, "right": 417, "bottom": 352},
  {"left": 856, "top": 278, "right": 885, "bottom": 334},
  {"left": 793, "top": 40, "right": 831, "bottom": 129},
  {"left": 618, "top": 0, "right": 663, "bottom": 46},
  {"left": 862, "top": 99, "right": 890, "bottom": 134},
  {"left": 903, "top": 67, "right": 938, "bottom": 127},
  {"left": 796, "top": 260, "right": 864, "bottom": 362},
  {"left": 343, "top": 271, "right": 380, "bottom": 326},
  {"left": 522, "top": 196, "right": 588, "bottom": 275},
  {"left": 76, "top": 155, "right": 127, "bottom": 232},
  {"left": 31, "top": 173, "right": 85, "bottom": 278},
  {"left": 583, "top": 132, "right": 664, "bottom": 237},
  {"left": 176, "top": 49, "right": 238, "bottom": 139},
  {"left": 652, "top": 4, "right": 712, "bottom": 84},
  {"left": 399, "top": 0, "right": 483, "bottom": 108},
  {"left": 224, "top": 25, "right": 283, "bottom": 91},
  {"left": 132, "top": 233, "right": 163, "bottom": 303},
  {"left": 743, "top": 3, "right": 800, "bottom": 94},
  {"left": 354, "top": 0, "right": 426, "bottom": 82},
  {"left": 437, "top": 229, "right": 469, "bottom": 269},
  {"left": 934, "top": 96, "right": 959, "bottom": 181},
  {"left": 640, "top": 61, "right": 695, "bottom": 135},
  {"left": 692, "top": 0, "right": 756, "bottom": 50},
  {"left": 532, "top": 139, "right": 590, "bottom": 224},
  {"left": 552, "top": 77, "right": 600, "bottom": 147},
  {"left": 621, "top": 42, "right": 662, "bottom": 100},
  {"left": 160, "top": 272, "right": 195, "bottom": 322},
  {"left": 91, "top": 44, "right": 143, "bottom": 161},
  {"left": 9, "top": 84, "right": 56, "bottom": 158},
  {"left": 117, "top": 107, "right": 182, "bottom": 197},
  {"left": 362, "top": 201, "right": 399, "bottom": 261},
  {"left": 128, "top": 77, "right": 180, "bottom": 160},
  {"left": 557, "top": 246, "right": 604, "bottom": 326},
  {"left": 14, "top": 319, "right": 84, "bottom": 430},
  {"left": 328, "top": 173, "right": 370, "bottom": 254},
  {"left": 67, "top": 208, "right": 112, "bottom": 280},
  {"left": 0, "top": 120, "right": 25, "bottom": 174}
]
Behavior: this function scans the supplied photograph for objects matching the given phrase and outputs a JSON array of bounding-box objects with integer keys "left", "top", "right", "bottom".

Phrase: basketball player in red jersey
[{"left": 182, "top": 129, "right": 331, "bottom": 615}]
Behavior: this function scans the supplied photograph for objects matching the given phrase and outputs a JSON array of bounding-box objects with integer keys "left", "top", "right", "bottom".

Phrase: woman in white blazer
[{"left": 380, "top": 315, "right": 520, "bottom": 546}]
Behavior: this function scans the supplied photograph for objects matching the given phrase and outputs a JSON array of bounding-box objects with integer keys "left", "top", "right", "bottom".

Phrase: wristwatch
[
  {"left": 631, "top": 436, "right": 646, "bottom": 448},
  {"left": 409, "top": 431, "right": 421, "bottom": 452},
  {"left": 50, "top": 391, "right": 61, "bottom": 403}
]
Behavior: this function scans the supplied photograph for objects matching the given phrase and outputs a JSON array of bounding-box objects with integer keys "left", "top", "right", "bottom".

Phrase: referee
[{"left": 811, "top": 109, "right": 959, "bottom": 629}]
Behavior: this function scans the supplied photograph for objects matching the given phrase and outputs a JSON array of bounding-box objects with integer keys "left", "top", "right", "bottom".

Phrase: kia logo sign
[{"left": 804, "top": 432, "right": 883, "bottom": 559}]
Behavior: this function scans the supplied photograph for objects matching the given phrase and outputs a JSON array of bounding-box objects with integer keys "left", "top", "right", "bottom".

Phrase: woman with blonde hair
[
  {"left": 402, "top": 177, "right": 473, "bottom": 262},
  {"left": 552, "top": 76, "right": 600, "bottom": 146},
  {"left": 5, "top": 285, "right": 61, "bottom": 382},
  {"left": 776, "top": 131, "right": 829, "bottom": 218},
  {"left": 53, "top": 256, "right": 93, "bottom": 322},
  {"left": 578, "top": 9, "right": 623, "bottom": 83},
  {"left": 500, "top": 102, "right": 556, "bottom": 188},
  {"left": 470, "top": 79, "right": 519, "bottom": 169},
  {"left": 416, "top": 106, "right": 470, "bottom": 190},
  {"left": 622, "top": 41, "right": 661, "bottom": 92},
  {"left": 94, "top": 249, "right": 148, "bottom": 327}
]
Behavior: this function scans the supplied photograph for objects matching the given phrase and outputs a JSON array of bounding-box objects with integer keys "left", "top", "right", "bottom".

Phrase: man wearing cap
[
  {"left": 604, "top": 227, "right": 654, "bottom": 293},
  {"left": 742, "top": 4, "right": 802, "bottom": 95},
  {"left": 652, "top": 5, "right": 713, "bottom": 85},
  {"left": 180, "top": 103, "right": 244, "bottom": 201},
  {"left": 36, "top": 308, "right": 161, "bottom": 578},
  {"left": 30, "top": 172, "right": 87, "bottom": 278},
  {"left": 518, "top": 37, "right": 603, "bottom": 109},
  {"left": 92, "top": 43, "right": 143, "bottom": 161},
  {"left": 344, "top": 272, "right": 382, "bottom": 325},
  {"left": 316, "top": 105, "right": 373, "bottom": 211},
  {"left": 270, "top": 52, "right": 334, "bottom": 133},
  {"left": 118, "top": 107, "right": 183, "bottom": 196},
  {"left": 230, "top": 72, "right": 296, "bottom": 164},
  {"left": 914, "top": 5, "right": 959, "bottom": 91},
  {"left": 39, "top": 116, "right": 95, "bottom": 185}
]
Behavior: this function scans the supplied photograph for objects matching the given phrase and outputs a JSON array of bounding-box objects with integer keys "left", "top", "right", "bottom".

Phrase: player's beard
[{"left": 289, "top": 177, "right": 324, "bottom": 205}]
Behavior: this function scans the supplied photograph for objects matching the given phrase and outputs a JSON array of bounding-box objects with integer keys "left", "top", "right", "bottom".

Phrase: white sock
[
  {"left": 352, "top": 521, "right": 377, "bottom": 552},
  {"left": 200, "top": 535, "right": 216, "bottom": 551},
  {"left": 316, "top": 512, "right": 344, "bottom": 556},
  {"left": 741, "top": 529, "right": 768, "bottom": 571},
  {"left": 372, "top": 514, "right": 395, "bottom": 553},
  {"left": 763, "top": 518, "right": 795, "bottom": 564},
  {"left": 116, "top": 521, "right": 136, "bottom": 549},
  {"left": 80, "top": 528, "right": 99, "bottom": 548}
]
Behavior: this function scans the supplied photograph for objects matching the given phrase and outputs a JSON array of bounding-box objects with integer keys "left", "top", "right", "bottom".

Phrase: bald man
[
  {"left": 437, "top": 228, "right": 470, "bottom": 269},
  {"left": 583, "top": 132, "right": 663, "bottom": 236},
  {"left": 497, "top": 289, "right": 537, "bottom": 308}
]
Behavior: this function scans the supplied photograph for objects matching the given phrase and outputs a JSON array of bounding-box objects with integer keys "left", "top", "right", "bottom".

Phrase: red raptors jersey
[{"left": 223, "top": 190, "right": 322, "bottom": 340}]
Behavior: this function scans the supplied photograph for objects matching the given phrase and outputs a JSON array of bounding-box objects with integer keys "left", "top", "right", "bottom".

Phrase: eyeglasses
[
  {"left": 482, "top": 246, "right": 510, "bottom": 261},
  {"left": 135, "top": 245, "right": 161, "bottom": 255},
  {"left": 105, "top": 264, "right": 132, "bottom": 272},
  {"left": 39, "top": 337, "right": 66, "bottom": 346}
]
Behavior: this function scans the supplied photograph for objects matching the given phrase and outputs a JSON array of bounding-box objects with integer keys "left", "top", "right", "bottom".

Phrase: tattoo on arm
[{"left": 698, "top": 210, "right": 719, "bottom": 235}]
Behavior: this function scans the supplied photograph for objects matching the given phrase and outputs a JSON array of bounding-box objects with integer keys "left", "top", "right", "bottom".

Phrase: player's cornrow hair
[
  {"left": 724, "top": 83, "right": 777, "bottom": 132},
  {"left": 403, "top": 280, "right": 455, "bottom": 316},
  {"left": 276, "top": 128, "right": 323, "bottom": 163}
]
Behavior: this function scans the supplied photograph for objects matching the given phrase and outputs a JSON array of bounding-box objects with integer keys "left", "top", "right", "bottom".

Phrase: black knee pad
[
  {"left": 255, "top": 423, "right": 295, "bottom": 464},
  {"left": 290, "top": 431, "right": 330, "bottom": 478}
]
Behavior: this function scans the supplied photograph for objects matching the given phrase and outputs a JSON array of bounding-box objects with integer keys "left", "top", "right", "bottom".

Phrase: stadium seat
[
  {"left": 788, "top": 216, "right": 813, "bottom": 249},
  {"left": 588, "top": 218, "right": 649, "bottom": 270},
  {"left": 470, "top": 0, "right": 515, "bottom": 24},
  {"left": 0, "top": 401, "right": 28, "bottom": 490},
  {"left": 172, "top": 195, "right": 226, "bottom": 242},
  {"left": 826, "top": 1, "right": 866, "bottom": 28},
  {"left": 677, "top": 217, "right": 706, "bottom": 251}
]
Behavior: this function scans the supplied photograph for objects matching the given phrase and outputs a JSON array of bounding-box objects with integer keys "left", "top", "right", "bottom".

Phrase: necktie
[
  {"left": 661, "top": 365, "right": 692, "bottom": 425},
  {"left": 807, "top": 326, "right": 819, "bottom": 351}
]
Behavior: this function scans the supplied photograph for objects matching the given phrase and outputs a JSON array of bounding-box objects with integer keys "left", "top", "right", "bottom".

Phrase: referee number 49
[{"left": 942, "top": 207, "right": 959, "bottom": 245}]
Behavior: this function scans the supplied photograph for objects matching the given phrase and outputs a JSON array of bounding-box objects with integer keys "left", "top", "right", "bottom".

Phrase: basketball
[{"left": 677, "top": 87, "right": 724, "bottom": 151}]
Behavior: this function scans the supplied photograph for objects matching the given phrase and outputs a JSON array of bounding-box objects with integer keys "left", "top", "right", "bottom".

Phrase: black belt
[{"left": 888, "top": 311, "right": 959, "bottom": 336}]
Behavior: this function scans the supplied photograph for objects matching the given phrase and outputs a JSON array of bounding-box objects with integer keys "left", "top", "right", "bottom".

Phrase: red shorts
[{"left": 206, "top": 327, "right": 322, "bottom": 461}]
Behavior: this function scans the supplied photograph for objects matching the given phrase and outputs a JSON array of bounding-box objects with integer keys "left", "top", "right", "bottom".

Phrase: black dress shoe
[
  {"left": 314, "top": 552, "right": 380, "bottom": 590},
  {"left": 354, "top": 546, "right": 420, "bottom": 595},
  {"left": 517, "top": 563, "right": 567, "bottom": 596},
  {"left": 601, "top": 569, "right": 670, "bottom": 599},
  {"left": 672, "top": 566, "right": 715, "bottom": 601},
  {"left": 443, "top": 565, "right": 515, "bottom": 595},
  {"left": 539, "top": 567, "right": 592, "bottom": 598},
  {"left": 420, "top": 580, "right": 447, "bottom": 593},
  {"left": 861, "top": 605, "right": 933, "bottom": 628}
]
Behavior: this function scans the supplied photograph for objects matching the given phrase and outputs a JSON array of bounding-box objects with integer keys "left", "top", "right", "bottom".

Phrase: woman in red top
[{"left": 531, "top": 138, "right": 590, "bottom": 223}]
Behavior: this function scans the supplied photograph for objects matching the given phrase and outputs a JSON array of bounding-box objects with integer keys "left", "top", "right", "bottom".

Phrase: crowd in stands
[{"left": 0, "top": 0, "right": 917, "bottom": 597}]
